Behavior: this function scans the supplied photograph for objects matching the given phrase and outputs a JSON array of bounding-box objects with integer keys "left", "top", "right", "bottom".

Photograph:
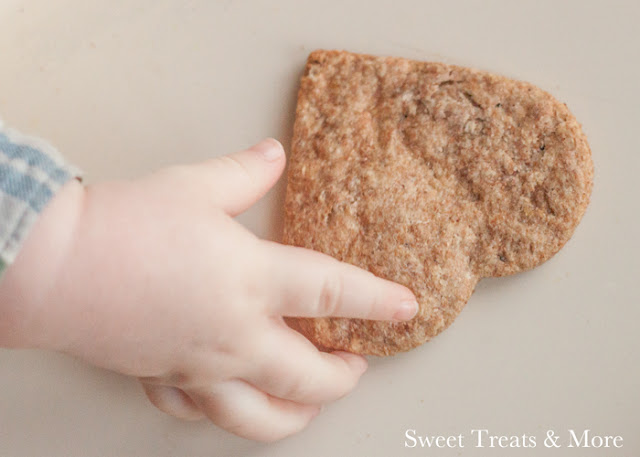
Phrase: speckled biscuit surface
[{"left": 283, "top": 50, "right": 593, "bottom": 356}]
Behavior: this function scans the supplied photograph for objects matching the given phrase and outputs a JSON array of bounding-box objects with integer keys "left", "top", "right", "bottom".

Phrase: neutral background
[{"left": 0, "top": 0, "right": 638, "bottom": 456}]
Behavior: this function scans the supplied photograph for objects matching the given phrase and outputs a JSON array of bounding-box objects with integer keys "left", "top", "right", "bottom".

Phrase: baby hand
[{"left": 0, "top": 139, "right": 418, "bottom": 441}]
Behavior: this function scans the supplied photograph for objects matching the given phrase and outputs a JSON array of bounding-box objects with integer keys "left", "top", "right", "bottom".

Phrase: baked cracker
[{"left": 283, "top": 50, "right": 593, "bottom": 356}]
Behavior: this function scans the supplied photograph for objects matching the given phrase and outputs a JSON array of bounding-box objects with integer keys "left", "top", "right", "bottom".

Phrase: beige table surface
[{"left": 0, "top": 0, "right": 638, "bottom": 456}]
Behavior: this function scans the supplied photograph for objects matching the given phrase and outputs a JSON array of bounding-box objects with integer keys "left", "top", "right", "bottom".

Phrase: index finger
[{"left": 260, "top": 242, "right": 419, "bottom": 321}]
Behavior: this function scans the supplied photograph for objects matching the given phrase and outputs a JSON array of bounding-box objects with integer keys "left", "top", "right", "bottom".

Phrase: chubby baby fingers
[
  {"left": 189, "top": 379, "right": 320, "bottom": 442},
  {"left": 261, "top": 242, "right": 419, "bottom": 321},
  {"left": 243, "top": 322, "right": 367, "bottom": 405}
]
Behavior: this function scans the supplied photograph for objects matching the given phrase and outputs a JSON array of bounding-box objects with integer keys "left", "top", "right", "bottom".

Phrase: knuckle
[
  {"left": 218, "top": 155, "right": 253, "bottom": 183},
  {"left": 280, "top": 375, "right": 311, "bottom": 401},
  {"left": 316, "top": 274, "right": 344, "bottom": 316}
]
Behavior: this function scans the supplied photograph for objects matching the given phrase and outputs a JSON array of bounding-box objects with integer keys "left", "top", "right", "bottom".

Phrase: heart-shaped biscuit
[{"left": 283, "top": 50, "right": 593, "bottom": 356}]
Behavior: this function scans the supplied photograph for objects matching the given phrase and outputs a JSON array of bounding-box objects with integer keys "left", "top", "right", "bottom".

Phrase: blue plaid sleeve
[{"left": 0, "top": 120, "right": 81, "bottom": 277}]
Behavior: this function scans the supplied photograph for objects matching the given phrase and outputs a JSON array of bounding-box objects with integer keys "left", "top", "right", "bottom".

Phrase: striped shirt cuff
[{"left": 0, "top": 120, "right": 81, "bottom": 277}]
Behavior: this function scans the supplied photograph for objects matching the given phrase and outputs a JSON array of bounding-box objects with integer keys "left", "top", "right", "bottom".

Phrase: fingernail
[
  {"left": 253, "top": 138, "right": 284, "bottom": 162},
  {"left": 393, "top": 300, "right": 419, "bottom": 321}
]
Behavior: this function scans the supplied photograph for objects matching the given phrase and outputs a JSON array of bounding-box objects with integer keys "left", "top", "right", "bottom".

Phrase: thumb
[{"left": 202, "top": 138, "right": 286, "bottom": 216}]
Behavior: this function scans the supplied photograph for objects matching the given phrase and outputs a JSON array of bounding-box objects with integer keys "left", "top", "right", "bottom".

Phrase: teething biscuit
[{"left": 283, "top": 50, "right": 593, "bottom": 356}]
